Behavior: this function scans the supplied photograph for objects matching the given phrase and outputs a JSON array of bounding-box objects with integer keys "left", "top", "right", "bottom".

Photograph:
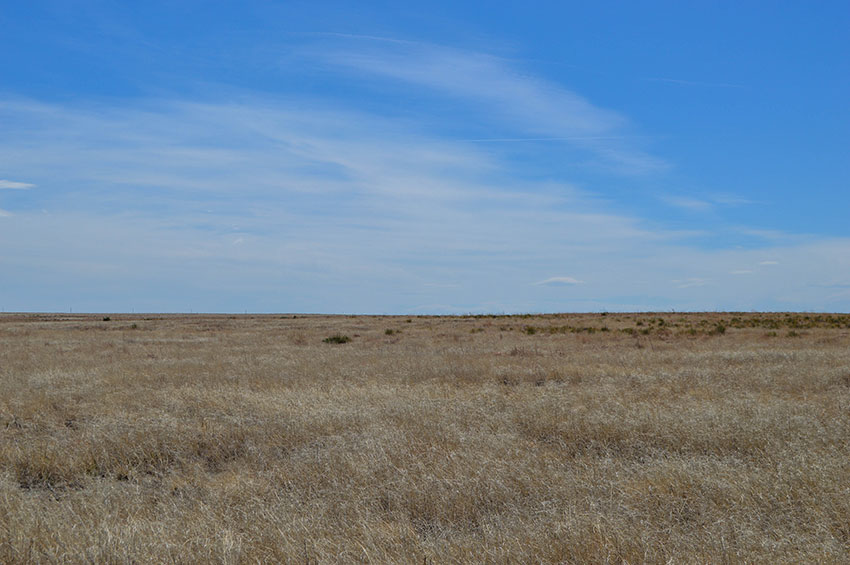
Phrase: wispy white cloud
[
  {"left": 0, "top": 208, "right": 12, "bottom": 217},
  {"left": 662, "top": 193, "right": 753, "bottom": 212},
  {"left": 0, "top": 179, "right": 35, "bottom": 189},
  {"left": 664, "top": 196, "right": 713, "bottom": 211},
  {"left": 296, "top": 31, "right": 418, "bottom": 46},
  {"left": 672, "top": 278, "right": 710, "bottom": 289},
  {"left": 457, "top": 136, "right": 628, "bottom": 143},
  {"left": 534, "top": 277, "right": 584, "bottom": 286},
  {"left": 759, "top": 260, "right": 780, "bottom": 265},
  {"left": 643, "top": 77, "right": 748, "bottom": 89},
  {"left": 712, "top": 194, "right": 753, "bottom": 206},
  {"left": 1, "top": 92, "right": 848, "bottom": 312},
  {"left": 0, "top": 96, "right": 669, "bottom": 310},
  {"left": 737, "top": 228, "right": 795, "bottom": 241},
  {"left": 309, "top": 40, "right": 667, "bottom": 173}
]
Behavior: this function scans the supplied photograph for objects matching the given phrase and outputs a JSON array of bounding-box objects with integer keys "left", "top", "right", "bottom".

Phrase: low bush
[{"left": 323, "top": 334, "right": 351, "bottom": 344}]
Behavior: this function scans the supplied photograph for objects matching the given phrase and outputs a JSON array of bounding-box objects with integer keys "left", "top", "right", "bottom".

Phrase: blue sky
[{"left": 1, "top": 1, "right": 848, "bottom": 313}]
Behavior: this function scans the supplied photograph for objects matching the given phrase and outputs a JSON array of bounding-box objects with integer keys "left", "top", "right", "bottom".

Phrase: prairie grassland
[{"left": 1, "top": 312, "right": 849, "bottom": 563}]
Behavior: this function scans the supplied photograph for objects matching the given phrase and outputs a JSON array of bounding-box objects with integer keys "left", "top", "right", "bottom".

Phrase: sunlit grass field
[{"left": 1, "top": 312, "right": 849, "bottom": 563}]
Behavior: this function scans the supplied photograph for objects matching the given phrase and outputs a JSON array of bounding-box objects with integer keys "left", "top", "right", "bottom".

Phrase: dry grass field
[{"left": 1, "top": 312, "right": 849, "bottom": 563}]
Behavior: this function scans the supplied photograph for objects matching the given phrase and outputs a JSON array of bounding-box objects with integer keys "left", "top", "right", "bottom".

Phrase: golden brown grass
[{"left": 1, "top": 312, "right": 849, "bottom": 563}]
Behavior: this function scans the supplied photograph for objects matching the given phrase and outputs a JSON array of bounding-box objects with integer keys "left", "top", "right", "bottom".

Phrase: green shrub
[{"left": 323, "top": 334, "right": 351, "bottom": 344}]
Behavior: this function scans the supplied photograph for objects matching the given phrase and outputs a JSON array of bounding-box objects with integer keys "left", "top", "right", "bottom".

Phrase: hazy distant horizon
[{"left": 4, "top": 310, "right": 850, "bottom": 317}]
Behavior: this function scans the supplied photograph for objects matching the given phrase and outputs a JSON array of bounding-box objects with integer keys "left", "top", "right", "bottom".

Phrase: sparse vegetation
[
  {"left": 322, "top": 333, "right": 351, "bottom": 344},
  {"left": 0, "top": 311, "right": 849, "bottom": 562}
]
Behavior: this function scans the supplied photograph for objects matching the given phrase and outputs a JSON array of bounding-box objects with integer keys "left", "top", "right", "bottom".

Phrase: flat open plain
[{"left": 1, "top": 312, "right": 849, "bottom": 563}]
